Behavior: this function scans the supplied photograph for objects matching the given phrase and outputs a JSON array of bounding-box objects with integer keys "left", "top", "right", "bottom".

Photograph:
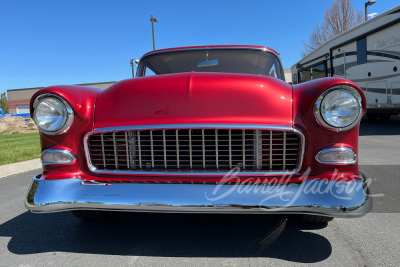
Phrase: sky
[{"left": 0, "top": 0, "right": 398, "bottom": 95}]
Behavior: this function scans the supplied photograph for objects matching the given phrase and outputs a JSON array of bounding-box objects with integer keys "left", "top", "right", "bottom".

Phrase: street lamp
[
  {"left": 365, "top": 0, "right": 376, "bottom": 21},
  {"left": 150, "top": 15, "right": 158, "bottom": 50}
]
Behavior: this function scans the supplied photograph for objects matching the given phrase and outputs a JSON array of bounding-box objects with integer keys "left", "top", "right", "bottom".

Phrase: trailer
[{"left": 292, "top": 5, "right": 400, "bottom": 119}]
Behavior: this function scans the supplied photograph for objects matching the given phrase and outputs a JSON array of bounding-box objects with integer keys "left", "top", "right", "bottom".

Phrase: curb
[{"left": 0, "top": 158, "right": 41, "bottom": 179}]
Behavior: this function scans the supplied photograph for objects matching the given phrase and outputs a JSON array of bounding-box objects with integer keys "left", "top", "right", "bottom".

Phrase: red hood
[{"left": 94, "top": 72, "right": 293, "bottom": 128}]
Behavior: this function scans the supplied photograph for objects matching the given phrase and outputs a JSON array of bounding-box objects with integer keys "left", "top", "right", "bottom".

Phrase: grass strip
[{"left": 0, "top": 133, "right": 41, "bottom": 165}]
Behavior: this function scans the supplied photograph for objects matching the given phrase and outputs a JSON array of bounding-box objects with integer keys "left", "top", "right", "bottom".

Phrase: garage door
[{"left": 16, "top": 104, "right": 30, "bottom": 114}]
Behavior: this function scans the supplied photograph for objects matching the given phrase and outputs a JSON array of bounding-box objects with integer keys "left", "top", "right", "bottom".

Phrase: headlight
[
  {"left": 33, "top": 94, "right": 74, "bottom": 134},
  {"left": 315, "top": 86, "right": 362, "bottom": 131}
]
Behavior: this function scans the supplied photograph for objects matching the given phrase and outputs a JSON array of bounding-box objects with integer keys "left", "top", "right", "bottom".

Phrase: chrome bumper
[{"left": 26, "top": 174, "right": 372, "bottom": 217}]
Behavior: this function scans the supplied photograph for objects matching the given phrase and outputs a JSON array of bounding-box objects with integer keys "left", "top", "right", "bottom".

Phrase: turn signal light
[
  {"left": 41, "top": 149, "right": 77, "bottom": 165},
  {"left": 315, "top": 147, "right": 357, "bottom": 165}
]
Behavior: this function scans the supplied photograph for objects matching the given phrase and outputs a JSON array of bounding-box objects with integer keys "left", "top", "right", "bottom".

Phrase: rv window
[
  {"left": 357, "top": 38, "right": 367, "bottom": 64},
  {"left": 334, "top": 52, "right": 345, "bottom": 76},
  {"left": 299, "top": 68, "right": 311, "bottom": 82},
  {"left": 312, "top": 63, "right": 326, "bottom": 80}
]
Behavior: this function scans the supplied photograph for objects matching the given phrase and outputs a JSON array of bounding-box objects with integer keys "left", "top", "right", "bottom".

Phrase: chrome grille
[{"left": 86, "top": 128, "right": 302, "bottom": 173}]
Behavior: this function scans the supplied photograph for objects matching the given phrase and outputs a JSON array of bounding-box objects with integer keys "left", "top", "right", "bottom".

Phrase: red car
[{"left": 26, "top": 45, "right": 371, "bottom": 222}]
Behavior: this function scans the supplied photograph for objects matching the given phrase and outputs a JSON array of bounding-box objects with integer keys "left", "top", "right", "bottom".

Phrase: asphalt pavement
[{"left": 0, "top": 117, "right": 399, "bottom": 266}]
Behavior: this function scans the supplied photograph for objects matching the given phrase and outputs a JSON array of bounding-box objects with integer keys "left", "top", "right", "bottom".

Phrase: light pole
[
  {"left": 365, "top": 0, "right": 376, "bottom": 21},
  {"left": 150, "top": 15, "right": 158, "bottom": 50}
]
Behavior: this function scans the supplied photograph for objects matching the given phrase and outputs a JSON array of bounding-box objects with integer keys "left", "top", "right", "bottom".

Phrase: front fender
[
  {"left": 30, "top": 85, "right": 102, "bottom": 179},
  {"left": 293, "top": 78, "right": 367, "bottom": 179}
]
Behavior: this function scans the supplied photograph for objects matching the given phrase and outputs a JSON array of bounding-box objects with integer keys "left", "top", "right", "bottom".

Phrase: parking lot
[{"left": 0, "top": 117, "right": 399, "bottom": 266}]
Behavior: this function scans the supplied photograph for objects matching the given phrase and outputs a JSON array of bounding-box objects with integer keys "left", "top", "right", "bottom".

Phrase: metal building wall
[{"left": 7, "top": 81, "right": 116, "bottom": 114}]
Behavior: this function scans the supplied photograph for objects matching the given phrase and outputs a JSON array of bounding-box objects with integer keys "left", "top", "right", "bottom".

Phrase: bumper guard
[{"left": 26, "top": 174, "right": 372, "bottom": 217}]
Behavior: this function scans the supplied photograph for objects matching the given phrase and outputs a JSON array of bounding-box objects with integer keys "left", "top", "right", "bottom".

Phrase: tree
[
  {"left": 302, "top": 0, "right": 363, "bottom": 56},
  {"left": 0, "top": 92, "right": 9, "bottom": 114}
]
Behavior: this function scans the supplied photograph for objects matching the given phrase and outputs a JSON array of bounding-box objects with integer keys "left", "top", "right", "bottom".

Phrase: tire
[
  {"left": 71, "top": 210, "right": 115, "bottom": 221},
  {"left": 296, "top": 214, "right": 334, "bottom": 223}
]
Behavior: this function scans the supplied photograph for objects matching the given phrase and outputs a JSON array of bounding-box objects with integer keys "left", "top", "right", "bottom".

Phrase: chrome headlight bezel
[
  {"left": 314, "top": 85, "right": 363, "bottom": 132},
  {"left": 33, "top": 93, "right": 74, "bottom": 135}
]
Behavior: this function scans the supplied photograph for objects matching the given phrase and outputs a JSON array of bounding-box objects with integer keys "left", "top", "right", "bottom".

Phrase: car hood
[{"left": 94, "top": 72, "right": 293, "bottom": 129}]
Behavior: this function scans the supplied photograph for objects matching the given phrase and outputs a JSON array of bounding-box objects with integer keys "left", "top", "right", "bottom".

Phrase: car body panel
[
  {"left": 292, "top": 77, "right": 366, "bottom": 175},
  {"left": 95, "top": 72, "right": 293, "bottom": 128},
  {"left": 25, "top": 45, "right": 371, "bottom": 217}
]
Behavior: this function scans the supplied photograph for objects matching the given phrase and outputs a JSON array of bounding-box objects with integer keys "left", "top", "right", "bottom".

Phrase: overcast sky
[{"left": 0, "top": 0, "right": 397, "bottom": 94}]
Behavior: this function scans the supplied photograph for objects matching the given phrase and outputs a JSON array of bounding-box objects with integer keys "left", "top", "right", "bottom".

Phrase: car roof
[{"left": 142, "top": 45, "right": 280, "bottom": 57}]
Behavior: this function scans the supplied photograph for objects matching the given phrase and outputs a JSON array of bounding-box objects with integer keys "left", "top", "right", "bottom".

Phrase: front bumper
[{"left": 26, "top": 174, "right": 372, "bottom": 217}]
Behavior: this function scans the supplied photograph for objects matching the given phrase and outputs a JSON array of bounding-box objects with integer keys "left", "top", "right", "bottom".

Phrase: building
[
  {"left": 283, "top": 68, "right": 292, "bottom": 84},
  {"left": 290, "top": 5, "right": 400, "bottom": 116},
  {"left": 7, "top": 81, "right": 116, "bottom": 114}
]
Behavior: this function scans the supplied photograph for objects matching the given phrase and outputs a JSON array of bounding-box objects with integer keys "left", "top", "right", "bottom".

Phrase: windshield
[{"left": 137, "top": 49, "right": 283, "bottom": 80}]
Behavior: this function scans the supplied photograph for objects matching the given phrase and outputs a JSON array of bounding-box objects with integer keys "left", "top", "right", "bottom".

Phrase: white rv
[{"left": 292, "top": 5, "right": 400, "bottom": 119}]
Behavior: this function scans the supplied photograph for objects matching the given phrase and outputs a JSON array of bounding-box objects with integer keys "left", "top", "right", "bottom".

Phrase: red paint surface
[{"left": 95, "top": 72, "right": 293, "bottom": 128}]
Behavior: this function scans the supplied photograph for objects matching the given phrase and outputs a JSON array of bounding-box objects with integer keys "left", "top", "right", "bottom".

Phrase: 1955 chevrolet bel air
[{"left": 26, "top": 45, "right": 372, "bottom": 222}]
